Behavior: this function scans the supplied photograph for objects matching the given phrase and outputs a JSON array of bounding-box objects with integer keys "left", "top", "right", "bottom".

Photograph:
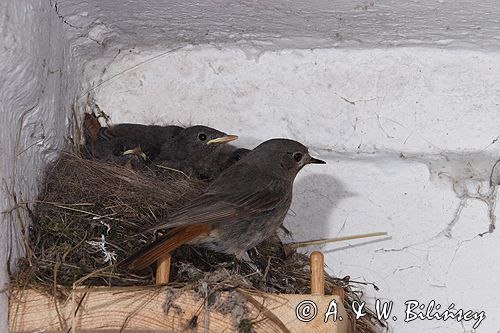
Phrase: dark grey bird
[
  {"left": 83, "top": 113, "right": 183, "bottom": 162},
  {"left": 154, "top": 125, "right": 238, "bottom": 180},
  {"left": 123, "top": 138, "right": 326, "bottom": 271}
]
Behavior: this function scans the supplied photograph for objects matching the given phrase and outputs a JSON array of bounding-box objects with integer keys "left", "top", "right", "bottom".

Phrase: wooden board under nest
[{"left": 9, "top": 287, "right": 351, "bottom": 333}]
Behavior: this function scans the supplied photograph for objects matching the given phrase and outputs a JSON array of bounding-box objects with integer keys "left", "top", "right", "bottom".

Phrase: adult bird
[{"left": 122, "top": 138, "right": 326, "bottom": 271}]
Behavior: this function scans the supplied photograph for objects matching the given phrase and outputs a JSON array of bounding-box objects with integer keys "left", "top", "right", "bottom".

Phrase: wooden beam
[{"left": 9, "top": 287, "right": 350, "bottom": 333}]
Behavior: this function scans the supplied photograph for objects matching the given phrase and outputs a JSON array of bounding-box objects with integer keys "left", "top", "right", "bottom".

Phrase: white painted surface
[
  {"left": 90, "top": 46, "right": 500, "bottom": 332},
  {"left": 57, "top": 0, "right": 500, "bottom": 52},
  {"left": 0, "top": 1, "right": 80, "bottom": 331},
  {"left": 2, "top": 0, "right": 500, "bottom": 332}
]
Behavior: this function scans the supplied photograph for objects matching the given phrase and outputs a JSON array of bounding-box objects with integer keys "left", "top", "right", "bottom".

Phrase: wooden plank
[{"left": 9, "top": 287, "right": 350, "bottom": 333}]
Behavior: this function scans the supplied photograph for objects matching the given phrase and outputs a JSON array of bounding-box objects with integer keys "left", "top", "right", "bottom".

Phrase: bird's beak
[
  {"left": 308, "top": 156, "right": 326, "bottom": 164},
  {"left": 206, "top": 134, "right": 239, "bottom": 145},
  {"left": 123, "top": 147, "right": 147, "bottom": 161}
]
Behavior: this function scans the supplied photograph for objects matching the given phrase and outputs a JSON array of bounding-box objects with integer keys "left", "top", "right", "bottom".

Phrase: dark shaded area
[{"left": 287, "top": 172, "right": 353, "bottom": 241}]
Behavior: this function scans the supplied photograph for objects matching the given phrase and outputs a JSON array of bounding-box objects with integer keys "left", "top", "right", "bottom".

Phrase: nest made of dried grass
[{"left": 11, "top": 150, "right": 386, "bottom": 333}]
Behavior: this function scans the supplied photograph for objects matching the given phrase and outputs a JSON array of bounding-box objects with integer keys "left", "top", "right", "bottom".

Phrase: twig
[
  {"left": 287, "top": 232, "right": 388, "bottom": 249},
  {"left": 118, "top": 288, "right": 161, "bottom": 333},
  {"left": 155, "top": 164, "right": 190, "bottom": 178},
  {"left": 71, "top": 98, "right": 82, "bottom": 153},
  {"left": 237, "top": 289, "right": 291, "bottom": 333},
  {"left": 261, "top": 256, "right": 272, "bottom": 282}
]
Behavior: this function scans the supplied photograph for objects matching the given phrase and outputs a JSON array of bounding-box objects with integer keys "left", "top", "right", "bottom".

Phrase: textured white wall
[
  {"left": 0, "top": 1, "right": 79, "bottom": 331},
  {"left": 2, "top": 0, "right": 500, "bottom": 332},
  {"left": 56, "top": 0, "right": 500, "bottom": 52},
  {"left": 89, "top": 46, "right": 500, "bottom": 333}
]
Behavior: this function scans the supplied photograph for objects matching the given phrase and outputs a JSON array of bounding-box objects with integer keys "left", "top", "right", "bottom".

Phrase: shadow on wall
[{"left": 283, "top": 173, "right": 355, "bottom": 243}]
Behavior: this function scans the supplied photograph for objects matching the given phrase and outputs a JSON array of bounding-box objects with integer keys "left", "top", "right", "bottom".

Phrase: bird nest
[{"left": 11, "top": 151, "right": 386, "bottom": 333}]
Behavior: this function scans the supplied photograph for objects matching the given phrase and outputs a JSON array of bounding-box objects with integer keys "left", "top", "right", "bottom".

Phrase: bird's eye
[
  {"left": 293, "top": 152, "right": 303, "bottom": 162},
  {"left": 198, "top": 133, "right": 207, "bottom": 141}
]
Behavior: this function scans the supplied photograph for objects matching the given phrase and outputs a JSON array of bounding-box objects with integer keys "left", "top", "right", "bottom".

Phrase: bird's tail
[
  {"left": 83, "top": 113, "right": 102, "bottom": 144},
  {"left": 120, "top": 224, "right": 212, "bottom": 271}
]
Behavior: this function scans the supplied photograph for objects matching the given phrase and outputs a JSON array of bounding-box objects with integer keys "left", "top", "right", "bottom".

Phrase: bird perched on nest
[
  {"left": 83, "top": 113, "right": 183, "bottom": 162},
  {"left": 154, "top": 125, "right": 239, "bottom": 180},
  {"left": 122, "top": 138, "right": 326, "bottom": 271}
]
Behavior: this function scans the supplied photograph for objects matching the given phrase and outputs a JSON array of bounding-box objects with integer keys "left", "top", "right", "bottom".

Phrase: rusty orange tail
[
  {"left": 83, "top": 113, "right": 101, "bottom": 144},
  {"left": 121, "top": 224, "right": 212, "bottom": 271}
]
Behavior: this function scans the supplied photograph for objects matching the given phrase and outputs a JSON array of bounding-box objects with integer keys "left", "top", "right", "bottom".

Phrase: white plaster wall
[
  {"left": 88, "top": 46, "right": 500, "bottom": 333},
  {"left": 2, "top": 0, "right": 500, "bottom": 332},
  {"left": 56, "top": 0, "right": 500, "bottom": 52},
  {"left": 0, "top": 1, "right": 80, "bottom": 331}
]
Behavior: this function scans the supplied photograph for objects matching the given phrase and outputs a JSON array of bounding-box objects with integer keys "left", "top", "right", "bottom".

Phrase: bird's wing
[
  {"left": 122, "top": 180, "right": 285, "bottom": 270},
  {"left": 120, "top": 224, "right": 212, "bottom": 271},
  {"left": 146, "top": 177, "right": 286, "bottom": 232}
]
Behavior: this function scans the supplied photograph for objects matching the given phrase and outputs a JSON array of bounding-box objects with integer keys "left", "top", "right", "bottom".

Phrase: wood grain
[
  {"left": 310, "top": 251, "right": 325, "bottom": 296},
  {"left": 9, "top": 287, "right": 350, "bottom": 333},
  {"left": 155, "top": 254, "right": 171, "bottom": 284}
]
